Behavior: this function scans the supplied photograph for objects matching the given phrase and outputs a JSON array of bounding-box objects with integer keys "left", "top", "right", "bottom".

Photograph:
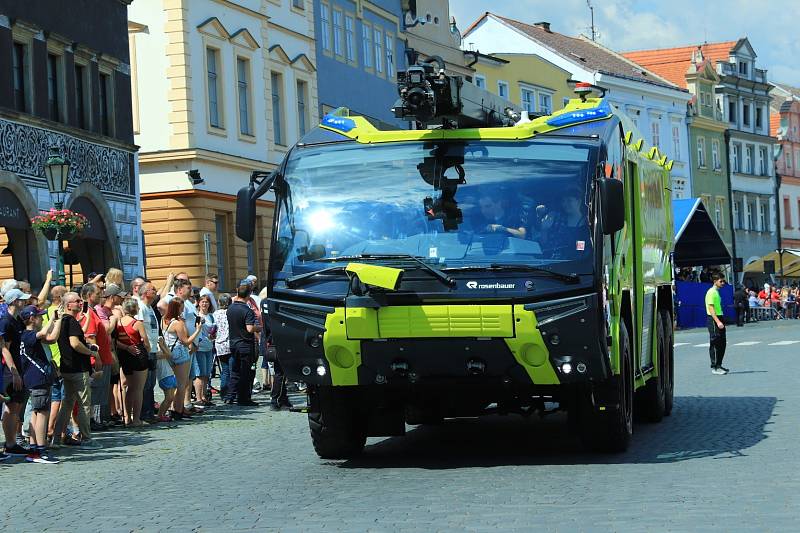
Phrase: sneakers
[
  {"left": 4, "top": 443, "right": 30, "bottom": 456},
  {"left": 0, "top": 451, "right": 10, "bottom": 462},
  {"left": 25, "top": 450, "right": 61, "bottom": 464},
  {"left": 718, "top": 366, "right": 730, "bottom": 374},
  {"left": 712, "top": 367, "right": 728, "bottom": 375}
]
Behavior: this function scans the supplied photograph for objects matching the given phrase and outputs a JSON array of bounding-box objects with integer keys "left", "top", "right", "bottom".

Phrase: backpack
[{"left": 20, "top": 332, "right": 54, "bottom": 389}]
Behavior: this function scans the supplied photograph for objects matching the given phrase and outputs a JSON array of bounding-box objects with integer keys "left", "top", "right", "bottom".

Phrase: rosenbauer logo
[{"left": 465, "top": 280, "right": 516, "bottom": 290}]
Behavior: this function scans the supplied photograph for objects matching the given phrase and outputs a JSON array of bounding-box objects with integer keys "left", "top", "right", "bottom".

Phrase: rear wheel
[
  {"left": 636, "top": 312, "right": 666, "bottom": 422},
  {"left": 308, "top": 387, "right": 366, "bottom": 459},
  {"left": 580, "top": 321, "right": 634, "bottom": 452},
  {"left": 660, "top": 310, "right": 674, "bottom": 416}
]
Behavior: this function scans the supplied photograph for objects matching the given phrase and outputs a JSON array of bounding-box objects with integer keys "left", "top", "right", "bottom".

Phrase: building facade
[
  {"left": 314, "top": 0, "right": 404, "bottom": 126},
  {"left": 623, "top": 45, "right": 732, "bottom": 254},
  {"left": 0, "top": 1, "right": 140, "bottom": 287},
  {"left": 774, "top": 98, "right": 800, "bottom": 248},
  {"left": 129, "top": 0, "right": 319, "bottom": 290},
  {"left": 463, "top": 13, "right": 692, "bottom": 198},
  {"left": 468, "top": 52, "right": 573, "bottom": 117}
]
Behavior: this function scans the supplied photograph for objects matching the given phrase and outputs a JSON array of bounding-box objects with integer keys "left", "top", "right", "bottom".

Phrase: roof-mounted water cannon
[
  {"left": 393, "top": 54, "right": 521, "bottom": 129},
  {"left": 568, "top": 79, "right": 607, "bottom": 102}
]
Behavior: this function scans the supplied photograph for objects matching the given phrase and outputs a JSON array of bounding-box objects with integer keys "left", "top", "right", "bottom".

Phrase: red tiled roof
[
  {"left": 771, "top": 112, "right": 782, "bottom": 138},
  {"left": 622, "top": 41, "right": 739, "bottom": 88}
]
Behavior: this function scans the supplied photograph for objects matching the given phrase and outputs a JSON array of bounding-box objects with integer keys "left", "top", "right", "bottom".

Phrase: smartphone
[{"left": 83, "top": 301, "right": 89, "bottom": 313}]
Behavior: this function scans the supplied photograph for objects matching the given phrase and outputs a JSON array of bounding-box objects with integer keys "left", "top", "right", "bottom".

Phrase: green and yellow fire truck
[{"left": 236, "top": 58, "right": 675, "bottom": 458}]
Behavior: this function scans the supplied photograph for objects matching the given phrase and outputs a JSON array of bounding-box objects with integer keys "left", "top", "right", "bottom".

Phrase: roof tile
[{"left": 621, "top": 42, "right": 738, "bottom": 87}]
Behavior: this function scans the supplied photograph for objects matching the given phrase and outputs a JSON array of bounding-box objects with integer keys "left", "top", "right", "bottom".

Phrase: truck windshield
[{"left": 272, "top": 139, "right": 597, "bottom": 280}]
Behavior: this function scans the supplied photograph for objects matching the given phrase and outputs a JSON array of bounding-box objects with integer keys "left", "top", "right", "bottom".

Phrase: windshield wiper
[
  {"left": 442, "top": 263, "right": 581, "bottom": 284},
  {"left": 284, "top": 266, "right": 347, "bottom": 288},
  {"left": 317, "top": 253, "right": 456, "bottom": 288}
]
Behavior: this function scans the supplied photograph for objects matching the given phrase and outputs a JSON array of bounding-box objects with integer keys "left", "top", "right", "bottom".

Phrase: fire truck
[{"left": 236, "top": 57, "right": 675, "bottom": 458}]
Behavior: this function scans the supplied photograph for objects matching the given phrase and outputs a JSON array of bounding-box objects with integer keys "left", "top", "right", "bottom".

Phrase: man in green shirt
[{"left": 705, "top": 272, "right": 728, "bottom": 375}]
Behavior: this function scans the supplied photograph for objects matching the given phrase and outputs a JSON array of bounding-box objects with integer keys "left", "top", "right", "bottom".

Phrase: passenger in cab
[{"left": 541, "top": 186, "right": 591, "bottom": 259}]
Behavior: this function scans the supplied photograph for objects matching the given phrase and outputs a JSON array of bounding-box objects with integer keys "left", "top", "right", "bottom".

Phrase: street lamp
[{"left": 44, "top": 147, "right": 71, "bottom": 285}]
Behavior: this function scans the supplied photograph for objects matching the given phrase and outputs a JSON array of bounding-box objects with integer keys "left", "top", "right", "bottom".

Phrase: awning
[
  {"left": 743, "top": 249, "right": 800, "bottom": 277},
  {"left": 672, "top": 198, "right": 731, "bottom": 267}
]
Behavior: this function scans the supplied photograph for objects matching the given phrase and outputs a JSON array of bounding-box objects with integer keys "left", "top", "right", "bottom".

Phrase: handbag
[{"left": 265, "top": 344, "right": 278, "bottom": 363}]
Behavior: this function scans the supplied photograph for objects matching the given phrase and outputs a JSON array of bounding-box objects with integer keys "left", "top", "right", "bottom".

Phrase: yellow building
[{"left": 469, "top": 53, "right": 574, "bottom": 116}]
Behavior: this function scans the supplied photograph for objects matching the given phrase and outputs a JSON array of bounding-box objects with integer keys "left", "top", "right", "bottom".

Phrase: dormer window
[{"left": 738, "top": 61, "right": 748, "bottom": 76}]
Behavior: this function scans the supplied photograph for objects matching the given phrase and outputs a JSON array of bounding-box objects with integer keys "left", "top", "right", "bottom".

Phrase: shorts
[
  {"left": 170, "top": 345, "right": 191, "bottom": 366},
  {"left": 158, "top": 375, "right": 177, "bottom": 390},
  {"left": 2, "top": 369, "right": 28, "bottom": 405},
  {"left": 119, "top": 348, "right": 149, "bottom": 376},
  {"left": 29, "top": 387, "right": 52, "bottom": 412},
  {"left": 51, "top": 377, "right": 65, "bottom": 402},
  {"left": 194, "top": 350, "right": 213, "bottom": 377}
]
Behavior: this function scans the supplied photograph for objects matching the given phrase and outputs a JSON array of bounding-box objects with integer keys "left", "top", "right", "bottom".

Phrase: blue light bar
[
  {"left": 546, "top": 99, "right": 612, "bottom": 128},
  {"left": 321, "top": 114, "right": 356, "bottom": 132}
]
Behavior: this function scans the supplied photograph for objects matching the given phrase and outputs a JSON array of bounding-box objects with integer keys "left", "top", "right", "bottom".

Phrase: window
[
  {"left": 728, "top": 100, "right": 736, "bottom": 123},
  {"left": 271, "top": 71, "right": 284, "bottom": 146},
  {"left": 74, "top": 64, "right": 88, "bottom": 129},
  {"left": 712, "top": 140, "right": 720, "bottom": 170},
  {"left": 732, "top": 143, "right": 740, "bottom": 172},
  {"left": 333, "top": 9, "right": 343, "bottom": 56},
  {"left": 746, "top": 201, "right": 754, "bottom": 230},
  {"left": 756, "top": 107, "right": 763, "bottom": 129},
  {"left": 786, "top": 150, "right": 792, "bottom": 169},
  {"left": 361, "top": 23, "right": 372, "bottom": 68},
  {"left": 784, "top": 197, "right": 792, "bottom": 229},
  {"left": 385, "top": 33, "right": 394, "bottom": 78},
  {"left": 320, "top": 4, "right": 331, "bottom": 51},
  {"left": 715, "top": 198, "right": 724, "bottom": 229},
  {"left": 292, "top": 0, "right": 304, "bottom": 8},
  {"left": 733, "top": 200, "right": 741, "bottom": 229},
  {"left": 344, "top": 15, "right": 355, "bottom": 61},
  {"left": 651, "top": 121, "right": 660, "bottom": 149},
  {"left": 98, "top": 73, "right": 112, "bottom": 136},
  {"left": 758, "top": 201, "right": 766, "bottom": 231},
  {"left": 743, "top": 102, "right": 750, "bottom": 126},
  {"left": 47, "top": 54, "right": 60, "bottom": 121},
  {"left": 795, "top": 149, "right": 800, "bottom": 169},
  {"left": 697, "top": 137, "right": 706, "bottom": 167},
  {"left": 797, "top": 200, "right": 800, "bottom": 230},
  {"left": 374, "top": 28, "right": 383, "bottom": 73},
  {"left": 538, "top": 93, "right": 552, "bottom": 114},
  {"left": 214, "top": 215, "right": 229, "bottom": 291},
  {"left": 520, "top": 88, "right": 535, "bottom": 113},
  {"left": 297, "top": 80, "right": 308, "bottom": 137},
  {"left": 759, "top": 146, "right": 768, "bottom": 175},
  {"left": 475, "top": 75, "right": 486, "bottom": 89},
  {"left": 672, "top": 125, "right": 680, "bottom": 159},
  {"left": 12, "top": 42, "right": 27, "bottom": 112},
  {"left": 237, "top": 58, "right": 252, "bottom": 136},
  {"left": 745, "top": 145, "right": 753, "bottom": 174},
  {"left": 739, "top": 61, "right": 748, "bottom": 76},
  {"left": 497, "top": 81, "right": 509, "bottom": 99},
  {"left": 206, "top": 48, "right": 222, "bottom": 128}
]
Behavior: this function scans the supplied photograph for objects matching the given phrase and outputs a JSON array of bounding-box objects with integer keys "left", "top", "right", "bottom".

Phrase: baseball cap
[
  {"left": 103, "top": 283, "right": 129, "bottom": 298},
  {"left": 245, "top": 275, "right": 257, "bottom": 284},
  {"left": 4, "top": 288, "right": 31, "bottom": 304},
  {"left": 20, "top": 305, "right": 46, "bottom": 321}
]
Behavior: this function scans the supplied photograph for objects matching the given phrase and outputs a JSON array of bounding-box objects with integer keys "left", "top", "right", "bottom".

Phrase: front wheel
[
  {"left": 308, "top": 387, "right": 366, "bottom": 459},
  {"left": 581, "top": 320, "right": 634, "bottom": 452}
]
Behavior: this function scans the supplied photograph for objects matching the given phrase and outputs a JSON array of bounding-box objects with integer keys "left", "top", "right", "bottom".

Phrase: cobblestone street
[{"left": 4, "top": 320, "right": 800, "bottom": 532}]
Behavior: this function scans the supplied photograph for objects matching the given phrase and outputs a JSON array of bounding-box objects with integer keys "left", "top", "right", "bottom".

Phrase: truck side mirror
[
  {"left": 236, "top": 183, "right": 256, "bottom": 242},
  {"left": 599, "top": 177, "right": 624, "bottom": 235}
]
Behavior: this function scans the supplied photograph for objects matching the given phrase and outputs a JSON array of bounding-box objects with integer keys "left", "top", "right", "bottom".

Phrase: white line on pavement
[
  {"left": 733, "top": 341, "right": 761, "bottom": 346},
  {"left": 768, "top": 340, "right": 800, "bottom": 346},
  {"left": 673, "top": 342, "right": 689, "bottom": 347},
  {"left": 695, "top": 343, "right": 710, "bottom": 347}
]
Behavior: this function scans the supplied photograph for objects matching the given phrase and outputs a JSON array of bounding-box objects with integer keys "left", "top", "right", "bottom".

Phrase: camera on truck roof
[{"left": 393, "top": 57, "right": 448, "bottom": 126}]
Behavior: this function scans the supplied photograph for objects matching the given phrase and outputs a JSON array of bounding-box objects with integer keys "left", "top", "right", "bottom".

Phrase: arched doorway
[{"left": 0, "top": 171, "right": 49, "bottom": 286}]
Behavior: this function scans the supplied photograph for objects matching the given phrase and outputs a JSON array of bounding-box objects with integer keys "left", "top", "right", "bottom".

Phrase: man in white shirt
[{"left": 135, "top": 281, "right": 160, "bottom": 421}]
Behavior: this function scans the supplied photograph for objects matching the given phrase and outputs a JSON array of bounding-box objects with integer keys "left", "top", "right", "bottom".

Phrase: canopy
[
  {"left": 743, "top": 249, "right": 800, "bottom": 277},
  {"left": 672, "top": 198, "right": 731, "bottom": 267}
]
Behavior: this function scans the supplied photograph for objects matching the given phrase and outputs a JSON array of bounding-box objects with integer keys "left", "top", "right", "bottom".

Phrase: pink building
[{"left": 775, "top": 97, "right": 800, "bottom": 248}]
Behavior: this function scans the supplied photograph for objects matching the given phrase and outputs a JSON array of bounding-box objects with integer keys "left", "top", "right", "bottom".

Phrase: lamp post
[{"left": 44, "top": 147, "right": 70, "bottom": 286}]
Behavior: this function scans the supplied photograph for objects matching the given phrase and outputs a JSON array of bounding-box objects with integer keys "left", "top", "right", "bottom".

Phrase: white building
[
  {"left": 463, "top": 13, "right": 692, "bottom": 198},
  {"left": 128, "top": 0, "right": 318, "bottom": 289}
]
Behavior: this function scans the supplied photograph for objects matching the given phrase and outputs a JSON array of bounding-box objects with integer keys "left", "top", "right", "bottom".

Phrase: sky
[{"left": 449, "top": 0, "right": 800, "bottom": 87}]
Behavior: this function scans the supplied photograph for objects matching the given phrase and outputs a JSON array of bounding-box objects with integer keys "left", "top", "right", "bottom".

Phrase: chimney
[{"left": 534, "top": 21, "right": 551, "bottom": 32}]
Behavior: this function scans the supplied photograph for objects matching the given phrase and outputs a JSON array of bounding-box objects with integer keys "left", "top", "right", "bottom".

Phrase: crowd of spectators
[{"left": 0, "top": 269, "right": 286, "bottom": 465}]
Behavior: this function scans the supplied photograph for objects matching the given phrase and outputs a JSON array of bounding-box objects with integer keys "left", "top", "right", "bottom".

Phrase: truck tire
[
  {"left": 636, "top": 312, "right": 666, "bottom": 423},
  {"left": 307, "top": 387, "right": 366, "bottom": 459},
  {"left": 659, "top": 309, "right": 674, "bottom": 416},
  {"left": 581, "top": 321, "right": 633, "bottom": 452}
]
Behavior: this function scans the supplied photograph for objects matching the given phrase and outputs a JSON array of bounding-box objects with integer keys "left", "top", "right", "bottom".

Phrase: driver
[
  {"left": 541, "top": 186, "right": 590, "bottom": 259},
  {"left": 477, "top": 193, "right": 527, "bottom": 239}
]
